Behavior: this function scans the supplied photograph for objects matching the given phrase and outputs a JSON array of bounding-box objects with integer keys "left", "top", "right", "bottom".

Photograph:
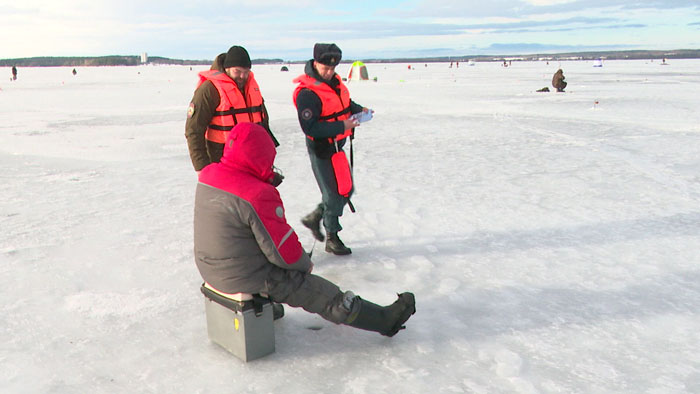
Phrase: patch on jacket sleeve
[
  {"left": 275, "top": 206, "right": 284, "bottom": 218},
  {"left": 301, "top": 108, "right": 312, "bottom": 120},
  {"left": 187, "top": 102, "right": 195, "bottom": 118}
]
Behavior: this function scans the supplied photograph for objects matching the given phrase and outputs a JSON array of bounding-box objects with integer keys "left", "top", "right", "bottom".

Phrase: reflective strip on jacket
[
  {"left": 293, "top": 74, "right": 353, "bottom": 142},
  {"left": 198, "top": 70, "right": 264, "bottom": 143}
]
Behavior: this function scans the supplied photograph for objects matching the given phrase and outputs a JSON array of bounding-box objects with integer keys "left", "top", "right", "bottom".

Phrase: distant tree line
[
  {"left": 360, "top": 49, "right": 700, "bottom": 64},
  {"left": 1, "top": 49, "right": 698, "bottom": 67},
  {"left": 0, "top": 56, "right": 285, "bottom": 67}
]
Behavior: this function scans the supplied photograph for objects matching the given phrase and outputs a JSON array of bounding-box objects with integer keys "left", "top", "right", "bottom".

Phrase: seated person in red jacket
[{"left": 193, "top": 122, "right": 415, "bottom": 337}]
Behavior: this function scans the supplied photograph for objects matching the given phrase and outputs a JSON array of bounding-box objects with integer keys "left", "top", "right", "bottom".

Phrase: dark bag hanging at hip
[{"left": 331, "top": 140, "right": 352, "bottom": 197}]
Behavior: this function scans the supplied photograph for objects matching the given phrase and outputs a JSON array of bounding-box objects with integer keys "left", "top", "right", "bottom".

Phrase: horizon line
[{"left": 3, "top": 48, "right": 700, "bottom": 65}]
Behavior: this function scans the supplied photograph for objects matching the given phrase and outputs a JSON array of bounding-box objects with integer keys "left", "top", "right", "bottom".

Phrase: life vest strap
[
  {"left": 208, "top": 124, "right": 233, "bottom": 131},
  {"left": 205, "top": 128, "right": 229, "bottom": 143},
  {"left": 214, "top": 105, "right": 264, "bottom": 117},
  {"left": 305, "top": 128, "right": 353, "bottom": 143},
  {"left": 318, "top": 106, "right": 351, "bottom": 121}
]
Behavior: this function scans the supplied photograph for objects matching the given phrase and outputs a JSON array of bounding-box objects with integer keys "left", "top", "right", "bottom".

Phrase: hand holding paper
[{"left": 351, "top": 110, "right": 373, "bottom": 123}]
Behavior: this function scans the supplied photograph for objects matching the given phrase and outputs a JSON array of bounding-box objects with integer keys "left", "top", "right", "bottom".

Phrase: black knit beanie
[
  {"left": 313, "top": 43, "right": 342, "bottom": 66},
  {"left": 223, "top": 46, "right": 252, "bottom": 69}
]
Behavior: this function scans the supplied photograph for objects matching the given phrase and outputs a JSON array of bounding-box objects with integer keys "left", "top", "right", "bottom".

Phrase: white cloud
[
  {"left": 0, "top": 0, "right": 697, "bottom": 59},
  {"left": 525, "top": 0, "right": 575, "bottom": 6}
]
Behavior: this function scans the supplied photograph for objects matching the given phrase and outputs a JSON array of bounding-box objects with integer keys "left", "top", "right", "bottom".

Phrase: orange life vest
[
  {"left": 293, "top": 74, "right": 353, "bottom": 142},
  {"left": 198, "top": 70, "right": 264, "bottom": 143}
]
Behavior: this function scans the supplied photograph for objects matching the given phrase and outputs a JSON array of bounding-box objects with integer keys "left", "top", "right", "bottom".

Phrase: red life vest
[
  {"left": 293, "top": 74, "right": 353, "bottom": 142},
  {"left": 198, "top": 70, "right": 264, "bottom": 144}
]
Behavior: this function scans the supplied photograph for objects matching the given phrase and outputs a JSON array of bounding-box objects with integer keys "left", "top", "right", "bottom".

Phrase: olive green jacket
[{"left": 185, "top": 54, "right": 276, "bottom": 171}]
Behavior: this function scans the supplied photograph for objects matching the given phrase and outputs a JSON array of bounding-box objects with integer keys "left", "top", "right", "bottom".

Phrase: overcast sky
[{"left": 2, "top": 0, "right": 699, "bottom": 60}]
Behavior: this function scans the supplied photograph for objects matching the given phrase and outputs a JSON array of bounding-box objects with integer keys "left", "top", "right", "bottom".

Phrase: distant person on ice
[
  {"left": 11, "top": 65, "right": 17, "bottom": 81},
  {"left": 293, "top": 43, "right": 372, "bottom": 255},
  {"left": 185, "top": 45, "right": 278, "bottom": 173},
  {"left": 552, "top": 69, "right": 567, "bottom": 92},
  {"left": 193, "top": 122, "right": 416, "bottom": 337}
]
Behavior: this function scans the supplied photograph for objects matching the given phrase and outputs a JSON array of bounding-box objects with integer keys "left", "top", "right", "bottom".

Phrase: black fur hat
[{"left": 313, "top": 43, "right": 342, "bottom": 66}]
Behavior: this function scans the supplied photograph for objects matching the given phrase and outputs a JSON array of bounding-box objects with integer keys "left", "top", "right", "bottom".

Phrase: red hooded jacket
[{"left": 194, "top": 123, "right": 311, "bottom": 294}]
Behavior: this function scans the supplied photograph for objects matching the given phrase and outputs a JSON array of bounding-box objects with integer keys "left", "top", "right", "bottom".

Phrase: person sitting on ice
[
  {"left": 552, "top": 69, "right": 567, "bottom": 92},
  {"left": 193, "top": 122, "right": 416, "bottom": 337}
]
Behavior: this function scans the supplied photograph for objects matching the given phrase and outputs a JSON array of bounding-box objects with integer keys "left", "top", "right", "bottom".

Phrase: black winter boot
[
  {"left": 301, "top": 205, "right": 325, "bottom": 242},
  {"left": 272, "top": 303, "right": 284, "bottom": 320},
  {"left": 325, "top": 232, "right": 351, "bottom": 255},
  {"left": 346, "top": 293, "right": 416, "bottom": 337}
]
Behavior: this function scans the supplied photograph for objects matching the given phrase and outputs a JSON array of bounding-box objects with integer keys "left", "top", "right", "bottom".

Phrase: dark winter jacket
[
  {"left": 552, "top": 69, "right": 567, "bottom": 91},
  {"left": 193, "top": 122, "right": 311, "bottom": 294},
  {"left": 185, "top": 55, "right": 277, "bottom": 171},
  {"left": 294, "top": 60, "right": 363, "bottom": 159}
]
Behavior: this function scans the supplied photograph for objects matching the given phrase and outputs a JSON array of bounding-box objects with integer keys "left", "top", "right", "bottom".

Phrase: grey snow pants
[{"left": 263, "top": 266, "right": 353, "bottom": 324}]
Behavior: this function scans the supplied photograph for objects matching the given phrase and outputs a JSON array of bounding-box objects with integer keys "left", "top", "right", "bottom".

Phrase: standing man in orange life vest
[
  {"left": 293, "top": 43, "right": 372, "bottom": 255},
  {"left": 185, "top": 45, "right": 279, "bottom": 173}
]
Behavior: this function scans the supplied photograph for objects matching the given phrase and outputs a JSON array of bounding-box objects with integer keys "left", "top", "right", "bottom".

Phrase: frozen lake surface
[{"left": 1, "top": 59, "right": 699, "bottom": 393}]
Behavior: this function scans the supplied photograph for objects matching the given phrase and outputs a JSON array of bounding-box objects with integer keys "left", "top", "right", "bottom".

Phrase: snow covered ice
[{"left": 1, "top": 59, "right": 699, "bottom": 393}]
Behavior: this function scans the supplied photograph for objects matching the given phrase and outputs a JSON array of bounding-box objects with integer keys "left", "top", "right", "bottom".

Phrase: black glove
[{"left": 271, "top": 171, "right": 284, "bottom": 187}]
